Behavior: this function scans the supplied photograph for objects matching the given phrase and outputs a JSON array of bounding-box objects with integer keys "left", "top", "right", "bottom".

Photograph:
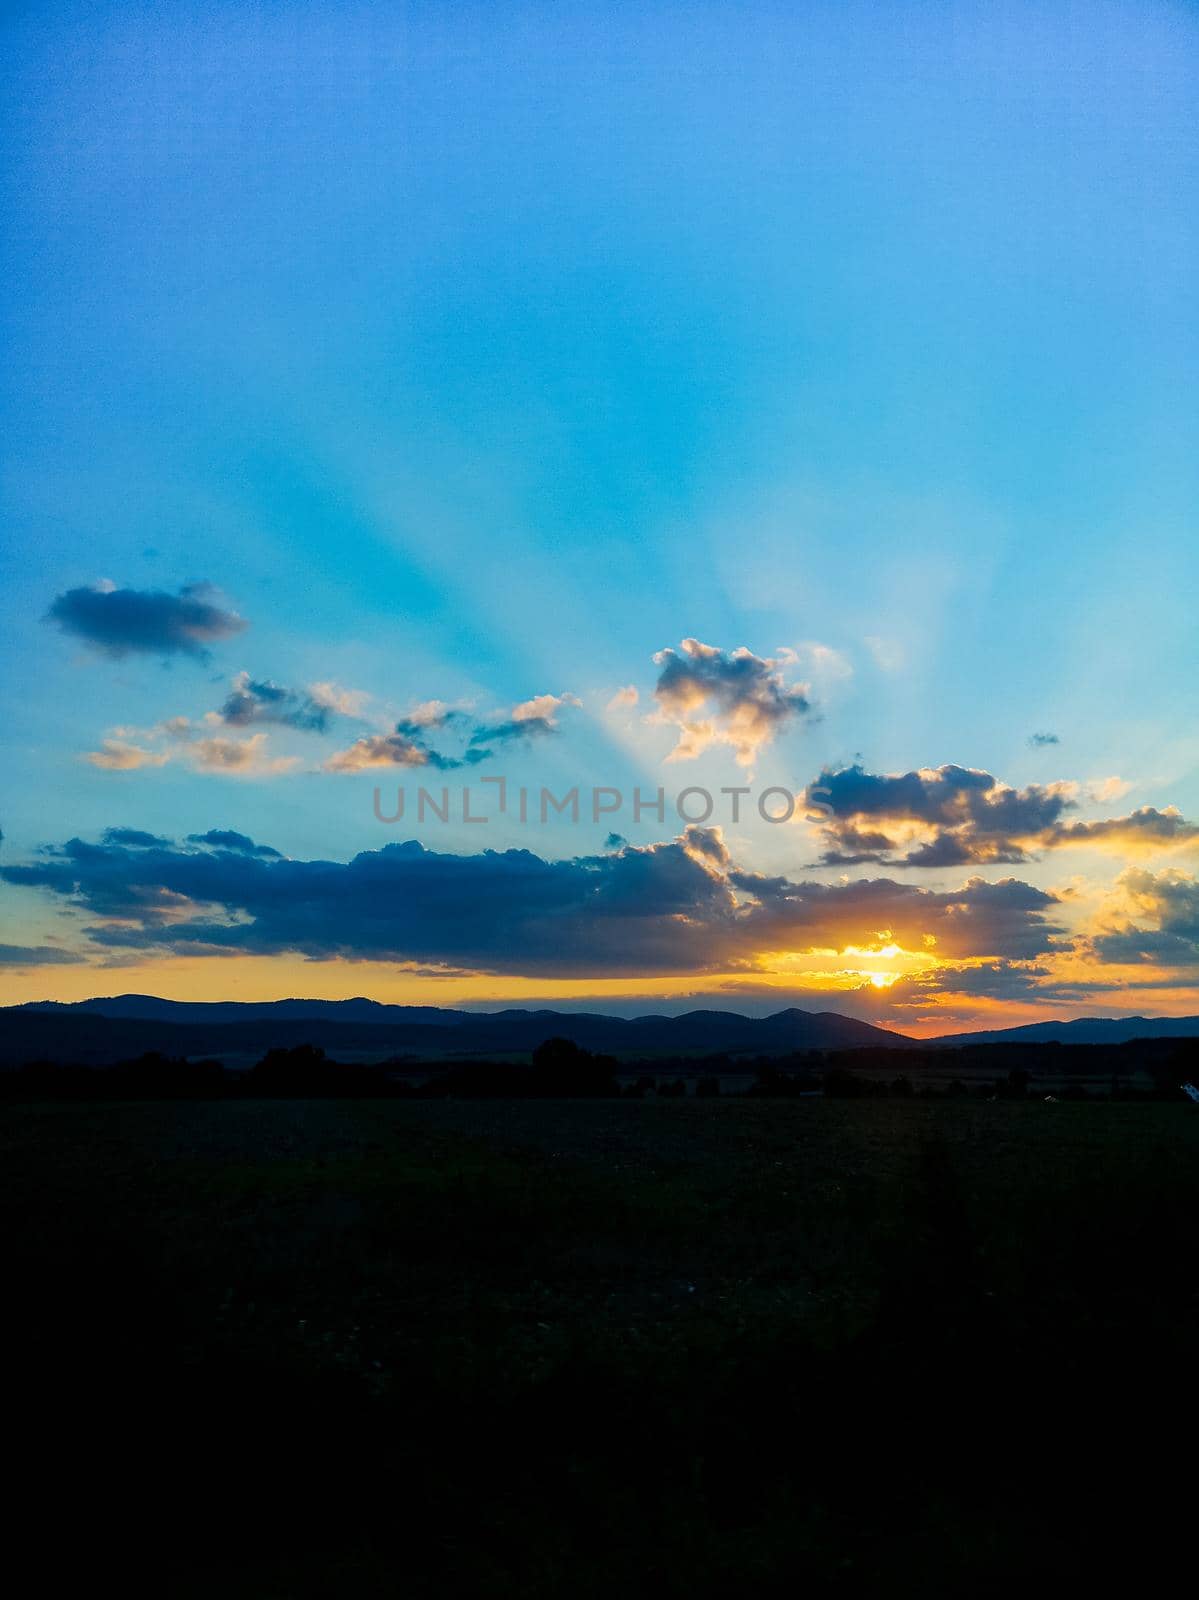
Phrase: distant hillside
[
  {"left": 15, "top": 994, "right": 466, "bottom": 1026},
  {"left": 930, "top": 1015, "right": 1199, "bottom": 1047},
  {"left": 1, "top": 996, "right": 913, "bottom": 1065}
]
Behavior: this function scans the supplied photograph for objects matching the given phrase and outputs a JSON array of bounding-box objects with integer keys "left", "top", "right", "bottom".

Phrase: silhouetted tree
[
  {"left": 247, "top": 1044, "right": 388, "bottom": 1097},
  {"left": 529, "top": 1037, "right": 619, "bottom": 1097}
]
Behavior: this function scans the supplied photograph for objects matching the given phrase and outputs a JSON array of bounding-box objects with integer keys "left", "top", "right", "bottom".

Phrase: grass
[{"left": 3, "top": 1097, "right": 1197, "bottom": 1592}]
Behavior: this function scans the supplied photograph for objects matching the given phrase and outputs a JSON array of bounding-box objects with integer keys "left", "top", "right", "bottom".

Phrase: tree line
[{"left": 1, "top": 1033, "right": 1196, "bottom": 1101}]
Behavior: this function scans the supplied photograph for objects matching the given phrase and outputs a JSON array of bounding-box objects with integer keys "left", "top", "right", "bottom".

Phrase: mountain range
[
  {"left": 927, "top": 1015, "right": 1199, "bottom": 1047},
  {"left": 3, "top": 995, "right": 1197, "bottom": 1066},
  {"left": 3, "top": 995, "right": 908, "bottom": 1064}
]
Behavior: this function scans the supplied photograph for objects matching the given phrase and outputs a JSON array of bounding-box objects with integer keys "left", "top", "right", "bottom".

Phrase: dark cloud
[
  {"left": 394, "top": 708, "right": 467, "bottom": 739},
  {"left": 46, "top": 583, "right": 246, "bottom": 661},
  {"left": 1089, "top": 868, "right": 1199, "bottom": 967},
  {"left": 325, "top": 730, "right": 486, "bottom": 772},
  {"left": 907, "top": 961, "right": 1058, "bottom": 1001},
  {"left": 1028, "top": 732, "right": 1060, "bottom": 747},
  {"left": 102, "top": 828, "right": 172, "bottom": 848},
  {"left": 185, "top": 829, "right": 282, "bottom": 858},
  {"left": 1090, "top": 928, "right": 1199, "bottom": 966},
  {"left": 1044, "top": 807, "right": 1199, "bottom": 851},
  {"left": 806, "top": 763, "right": 1197, "bottom": 867},
  {"left": 328, "top": 694, "right": 577, "bottom": 772},
  {"left": 727, "top": 867, "right": 1066, "bottom": 962},
  {"left": 467, "top": 694, "right": 580, "bottom": 751},
  {"left": 653, "top": 639, "right": 812, "bottom": 766},
  {"left": 810, "top": 763, "right": 1070, "bottom": 841},
  {"left": 220, "top": 674, "right": 333, "bottom": 732},
  {"left": 812, "top": 824, "right": 898, "bottom": 866},
  {"left": 903, "top": 831, "right": 1030, "bottom": 868},
  {"left": 1, "top": 828, "right": 1069, "bottom": 977},
  {"left": 0, "top": 944, "right": 85, "bottom": 966}
]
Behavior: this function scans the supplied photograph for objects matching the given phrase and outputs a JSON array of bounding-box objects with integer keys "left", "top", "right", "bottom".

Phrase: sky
[{"left": 1, "top": 0, "right": 1197, "bottom": 1035}]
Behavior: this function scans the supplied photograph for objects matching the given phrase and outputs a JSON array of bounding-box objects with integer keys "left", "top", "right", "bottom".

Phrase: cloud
[
  {"left": 86, "top": 716, "right": 297, "bottom": 778},
  {"left": 1, "top": 827, "right": 1069, "bottom": 978},
  {"left": 803, "top": 824, "right": 897, "bottom": 867},
  {"left": 1088, "top": 867, "right": 1199, "bottom": 967},
  {"left": 651, "top": 639, "right": 812, "bottom": 767},
  {"left": 329, "top": 693, "right": 579, "bottom": 771},
  {"left": 218, "top": 673, "right": 370, "bottom": 732},
  {"left": 778, "top": 642, "right": 853, "bottom": 684},
  {"left": 914, "top": 960, "right": 1058, "bottom": 1001},
  {"left": 468, "top": 692, "right": 581, "bottom": 749},
  {"left": 1043, "top": 807, "right": 1199, "bottom": 853},
  {"left": 326, "top": 704, "right": 483, "bottom": 772},
  {"left": 87, "top": 674, "right": 369, "bottom": 773},
  {"left": 85, "top": 741, "right": 172, "bottom": 771},
  {"left": 187, "top": 733, "right": 300, "bottom": 776},
  {"left": 607, "top": 685, "right": 639, "bottom": 710},
  {"left": 0, "top": 943, "right": 86, "bottom": 966},
  {"left": 325, "top": 731, "right": 453, "bottom": 772},
  {"left": 102, "top": 828, "right": 172, "bottom": 848},
  {"left": 185, "top": 829, "right": 282, "bottom": 857},
  {"left": 394, "top": 700, "right": 466, "bottom": 735},
  {"left": 309, "top": 682, "right": 371, "bottom": 719},
  {"left": 46, "top": 583, "right": 246, "bottom": 661},
  {"left": 726, "top": 866, "right": 1067, "bottom": 962},
  {"left": 219, "top": 668, "right": 350, "bottom": 732},
  {"left": 1090, "top": 777, "right": 1133, "bottom": 804},
  {"left": 854, "top": 953, "right": 1121, "bottom": 1021},
  {"left": 806, "top": 763, "right": 1198, "bottom": 867},
  {"left": 1028, "top": 732, "right": 1060, "bottom": 747},
  {"left": 807, "top": 763, "right": 1073, "bottom": 865}
]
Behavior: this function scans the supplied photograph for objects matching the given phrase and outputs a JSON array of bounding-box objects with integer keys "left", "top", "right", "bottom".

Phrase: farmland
[{"left": 4, "top": 1096, "right": 1196, "bottom": 1592}]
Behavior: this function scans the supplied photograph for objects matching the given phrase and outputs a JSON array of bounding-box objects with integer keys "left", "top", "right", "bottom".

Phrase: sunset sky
[{"left": 2, "top": 2, "right": 1197, "bottom": 1034}]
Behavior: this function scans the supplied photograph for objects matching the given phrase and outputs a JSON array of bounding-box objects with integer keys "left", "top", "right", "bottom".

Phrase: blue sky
[{"left": 2, "top": 2, "right": 1197, "bottom": 1030}]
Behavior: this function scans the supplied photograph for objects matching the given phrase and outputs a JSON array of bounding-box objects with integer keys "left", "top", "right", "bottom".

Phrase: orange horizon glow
[{"left": 4, "top": 949, "right": 1199, "bottom": 1040}]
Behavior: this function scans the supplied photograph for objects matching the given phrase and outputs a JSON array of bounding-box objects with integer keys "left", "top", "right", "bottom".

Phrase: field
[{"left": 4, "top": 1096, "right": 1197, "bottom": 1592}]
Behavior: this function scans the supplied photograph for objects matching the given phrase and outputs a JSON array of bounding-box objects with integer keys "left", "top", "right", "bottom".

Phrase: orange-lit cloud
[
  {"left": 651, "top": 638, "right": 812, "bottom": 768},
  {"left": 805, "top": 763, "right": 1198, "bottom": 867}
]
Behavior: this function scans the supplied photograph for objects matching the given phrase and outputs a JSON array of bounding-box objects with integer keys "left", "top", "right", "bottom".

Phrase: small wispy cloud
[
  {"left": 85, "top": 740, "right": 172, "bottom": 771},
  {"left": 85, "top": 718, "right": 298, "bottom": 778},
  {"left": 327, "top": 692, "right": 579, "bottom": 771},
  {"left": 864, "top": 635, "right": 904, "bottom": 673},
  {"left": 187, "top": 733, "right": 300, "bottom": 776},
  {"left": 221, "top": 673, "right": 333, "bottom": 732},
  {"left": 469, "top": 692, "right": 581, "bottom": 749}
]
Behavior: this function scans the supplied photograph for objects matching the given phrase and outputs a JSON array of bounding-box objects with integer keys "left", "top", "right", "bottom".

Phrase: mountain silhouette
[
  {"left": 929, "top": 1014, "right": 1199, "bottom": 1047},
  {"left": 2, "top": 995, "right": 912, "bottom": 1064}
]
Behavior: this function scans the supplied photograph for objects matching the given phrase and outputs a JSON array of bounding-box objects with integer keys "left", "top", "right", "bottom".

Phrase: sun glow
[{"left": 749, "top": 940, "right": 940, "bottom": 992}]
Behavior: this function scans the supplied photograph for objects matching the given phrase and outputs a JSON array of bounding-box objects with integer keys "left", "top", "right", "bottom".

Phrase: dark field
[{"left": 4, "top": 1097, "right": 1197, "bottom": 1592}]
